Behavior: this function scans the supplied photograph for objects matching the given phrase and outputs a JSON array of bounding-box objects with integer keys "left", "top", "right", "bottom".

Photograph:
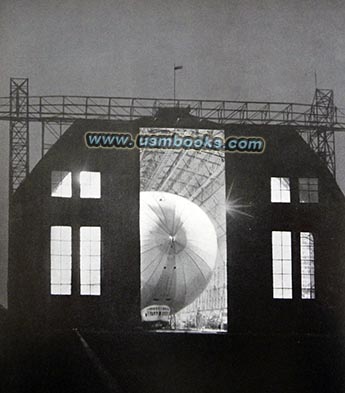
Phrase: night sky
[{"left": 1, "top": 0, "right": 345, "bottom": 306}]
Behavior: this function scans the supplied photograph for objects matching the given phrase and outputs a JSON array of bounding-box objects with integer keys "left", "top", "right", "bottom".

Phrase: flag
[{"left": 174, "top": 65, "right": 183, "bottom": 70}]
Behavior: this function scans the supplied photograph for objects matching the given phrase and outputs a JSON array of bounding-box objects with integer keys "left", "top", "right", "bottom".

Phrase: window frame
[
  {"left": 300, "top": 232, "right": 316, "bottom": 299},
  {"left": 80, "top": 226, "right": 102, "bottom": 296},
  {"left": 80, "top": 171, "right": 101, "bottom": 199},
  {"left": 271, "top": 177, "right": 291, "bottom": 203},
  {"left": 50, "top": 226, "right": 72, "bottom": 296},
  {"left": 51, "top": 171, "right": 72, "bottom": 198},
  {"left": 299, "top": 178, "right": 319, "bottom": 204},
  {"left": 272, "top": 231, "right": 293, "bottom": 299}
]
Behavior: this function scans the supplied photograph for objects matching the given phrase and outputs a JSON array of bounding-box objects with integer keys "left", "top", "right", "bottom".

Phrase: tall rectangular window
[
  {"left": 299, "top": 178, "right": 319, "bottom": 203},
  {"left": 272, "top": 231, "right": 292, "bottom": 299},
  {"left": 80, "top": 226, "right": 101, "bottom": 295},
  {"left": 271, "top": 177, "right": 291, "bottom": 203},
  {"left": 300, "top": 232, "right": 315, "bottom": 299},
  {"left": 80, "top": 171, "right": 101, "bottom": 198},
  {"left": 51, "top": 171, "right": 72, "bottom": 198},
  {"left": 50, "top": 226, "right": 72, "bottom": 295}
]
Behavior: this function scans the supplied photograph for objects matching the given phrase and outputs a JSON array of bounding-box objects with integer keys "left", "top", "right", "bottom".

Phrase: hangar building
[{"left": 8, "top": 108, "right": 345, "bottom": 335}]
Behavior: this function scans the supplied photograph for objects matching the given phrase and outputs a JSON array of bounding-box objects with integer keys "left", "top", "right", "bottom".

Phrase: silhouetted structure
[{"left": 8, "top": 108, "right": 345, "bottom": 335}]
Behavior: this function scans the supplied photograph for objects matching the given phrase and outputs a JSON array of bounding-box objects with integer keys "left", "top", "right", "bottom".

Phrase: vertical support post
[
  {"left": 173, "top": 65, "right": 183, "bottom": 107},
  {"left": 9, "top": 78, "right": 29, "bottom": 196},
  {"left": 41, "top": 121, "right": 45, "bottom": 159},
  {"left": 108, "top": 97, "right": 112, "bottom": 120},
  {"left": 173, "top": 64, "right": 176, "bottom": 106},
  {"left": 308, "top": 89, "right": 336, "bottom": 176},
  {"left": 130, "top": 98, "right": 135, "bottom": 121}
]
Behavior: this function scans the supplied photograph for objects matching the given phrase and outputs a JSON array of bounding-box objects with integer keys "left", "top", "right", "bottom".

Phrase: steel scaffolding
[
  {"left": 9, "top": 78, "right": 29, "bottom": 195},
  {"left": 2, "top": 78, "right": 345, "bottom": 193},
  {"left": 308, "top": 89, "right": 336, "bottom": 175}
]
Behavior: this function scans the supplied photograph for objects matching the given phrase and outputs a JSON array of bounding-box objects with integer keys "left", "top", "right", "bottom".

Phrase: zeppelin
[{"left": 140, "top": 191, "right": 218, "bottom": 318}]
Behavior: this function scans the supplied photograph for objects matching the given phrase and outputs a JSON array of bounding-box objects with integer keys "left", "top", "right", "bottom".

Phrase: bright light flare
[{"left": 226, "top": 181, "right": 253, "bottom": 218}]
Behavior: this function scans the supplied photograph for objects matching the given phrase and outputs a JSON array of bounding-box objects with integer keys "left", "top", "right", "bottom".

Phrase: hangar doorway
[{"left": 139, "top": 127, "right": 227, "bottom": 332}]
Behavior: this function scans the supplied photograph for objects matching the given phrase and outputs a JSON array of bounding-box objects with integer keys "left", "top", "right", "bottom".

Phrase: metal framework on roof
[{"left": 1, "top": 78, "right": 344, "bottom": 194}]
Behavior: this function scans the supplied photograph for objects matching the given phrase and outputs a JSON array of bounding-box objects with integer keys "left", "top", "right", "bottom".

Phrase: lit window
[
  {"left": 80, "top": 171, "right": 101, "bottom": 198},
  {"left": 80, "top": 226, "right": 101, "bottom": 295},
  {"left": 271, "top": 177, "right": 291, "bottom": 203},
  {"left": 299, "top": 178, "right": 319, "bottom": 203},
  {"left": 50, "top": 226, "right": 72, "bottom": 295},
  {"left": 300, "top": 232, "right": 315, "bottom": 299},
  {"left": 51, "top": 171, "right": 72, "bottom": 198},
  {"left": 272, "top": 231, "right": 292, "bottom": 299}
]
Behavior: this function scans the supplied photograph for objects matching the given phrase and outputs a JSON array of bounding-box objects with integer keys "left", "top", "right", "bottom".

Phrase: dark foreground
[{"left": 1, "top": 327, "right": 345, "bottom": 393}]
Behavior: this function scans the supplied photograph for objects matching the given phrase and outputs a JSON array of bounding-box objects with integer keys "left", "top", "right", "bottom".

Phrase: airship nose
[
  {"left": 167, "top": 230, "right": 186, "bottom": 254},
  {"left": 140, "top": 191, "right": 218, "bottom": 313}
]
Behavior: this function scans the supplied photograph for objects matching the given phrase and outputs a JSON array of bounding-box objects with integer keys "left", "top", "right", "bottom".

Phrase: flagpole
[
  {"left": 314, "top": 70, "right": 318, "bottom": 90},
  {"left": 174, "top": 64, "right": 176, "bottom": 106},
  {"left": 173, "top": 65, "right": 182, "bottom": 107}
]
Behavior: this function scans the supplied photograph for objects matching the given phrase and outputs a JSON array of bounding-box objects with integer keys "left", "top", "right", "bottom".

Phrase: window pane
[
  {"left": 80, "top": 226, "right": 101, "bottom": 295},
  {"left": 282, "top": 274, "right": 292, "bottom": 287},
  {"left": 90, "top": 271, "right": 101, "bottom": 284},
  {"left": 281, "top": 190, "right": 290, "bottom": 203},
  {"left": 50, "top": 226, "right": 72, "bottom": 295},
  {"left": 281, "top": 178, "right": 290, "bottom": 191},
  {"left": 282, "top": 260, "right": 292, "bottom": 274},
  {"left": 80, "top": 270, "right": 90, "bottom": 284},
  {"left": 59, "top": 285, "right": 71, "bottom": 295},
  {"left": 273, "top": 288, "right": 283, "bottom": 298},
  {"left": 51, "top": 285, "right": 61, "bottom": 295},
  {"left": 272, "top": 245, "right": 282, "bottom": 260},
  {"left": 60, "top": 256, "right": 71, "bottom": 270},
  {"left": 300, "top": 232, "right": 315, "bottom": 299},
  {"left": 282, "top": 245, "right": 291, "bottom": 260},
  {"left": 51, "top": 270, "right": 61, "bottom": 284},
  {"left": 299, "top": 178, "right": 319, "bottom": 203},
  {"left": 51, "top": 255, "right": 60, "bottom": 270},
  {"left": 60, "top": 270, "right": 72, "bottom": 284},
  {"left": 90, "top": 285, "right": 101, "bottom": 296},
  {"left": 80, "top": 171, "right": 101, "bottom": 198},
  {"left": 271, "top": 178, "right": 290, "bottom": 203},
  {"left": 60, "top": 241, "right": 71, "bottom": 255},
  {"left": 271, "top": 177, "right": 281, "bottom": 191},
  {"left": 51, "top": 171, "right": 72, "bottom": 198},
  {"left": 272, "top": 231, "right": 292, "bottom": 299},
  {"left": 81, "top": 241, "right": 91, "bottom": 256},
  {"left": 283, "top": 289, "right": 293, "bottom": 299},
  {"left": 90, "top": 257, "right": 101, "bottom": 270},
  {"left": 90, "top": 241, "right": 101, "bottom": 256}
]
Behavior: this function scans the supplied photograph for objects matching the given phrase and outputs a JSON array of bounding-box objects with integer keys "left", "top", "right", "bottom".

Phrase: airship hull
[{"left": 140, "top": 191, "right": 218, "bottom": 314}]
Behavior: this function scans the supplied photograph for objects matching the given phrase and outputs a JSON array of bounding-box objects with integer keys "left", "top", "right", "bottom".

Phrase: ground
[{"left": 1, "top": 322, "right": 345, "bottom": 393}]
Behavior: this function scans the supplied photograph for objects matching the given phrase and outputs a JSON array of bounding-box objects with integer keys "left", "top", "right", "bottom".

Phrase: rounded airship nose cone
[
  {"left": 140, "top": 191, "right": 218, "bottom": 313},
  {"left": 163, "top": 229, "right": 187, "bottom": 255}
]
